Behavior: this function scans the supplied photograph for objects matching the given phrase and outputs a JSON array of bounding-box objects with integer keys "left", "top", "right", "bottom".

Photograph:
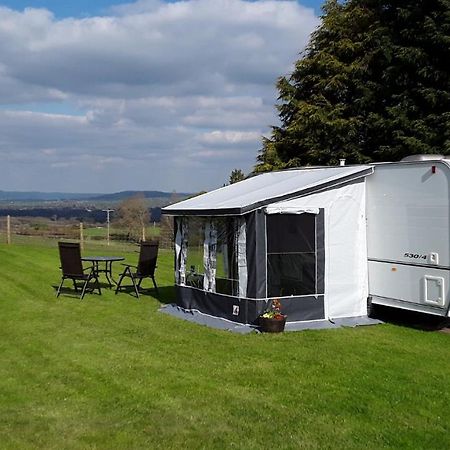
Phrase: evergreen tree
[
  {"left": 229, "top": 169, "right": 246, "bottom": 184},
  {"left": 255, "top": 0, "right": 450, "bottom": 171}
]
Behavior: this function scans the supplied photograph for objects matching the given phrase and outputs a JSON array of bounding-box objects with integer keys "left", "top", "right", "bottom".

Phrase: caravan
[
  {"left": 162, "top": 156, "right": 450, "bottom": 325},
  {"left": 367, "top": 155, "right": 450, "bottom": 318}
]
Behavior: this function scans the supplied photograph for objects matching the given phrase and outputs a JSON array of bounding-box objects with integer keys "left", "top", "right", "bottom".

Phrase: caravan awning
[{"left": 163, "top": 165, "right": 373, "bottom": 216}]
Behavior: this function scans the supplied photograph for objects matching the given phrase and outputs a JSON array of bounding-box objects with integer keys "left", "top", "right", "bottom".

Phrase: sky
[{"left": 0, "top": 0, "right": 322, "bottom": 193}]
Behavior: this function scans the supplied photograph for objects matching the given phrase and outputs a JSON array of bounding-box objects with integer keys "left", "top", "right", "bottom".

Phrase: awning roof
[{"left": 162, "top": 165, "right": 373, "bottom": 216}]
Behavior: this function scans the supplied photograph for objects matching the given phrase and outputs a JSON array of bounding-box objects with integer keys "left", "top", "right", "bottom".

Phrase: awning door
[{"left": 266, "top": 212, "right": 324, "bottom": 298}]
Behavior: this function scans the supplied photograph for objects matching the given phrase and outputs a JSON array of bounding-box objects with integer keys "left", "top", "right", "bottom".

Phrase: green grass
[
  {"left": 0, "top": 238, "right": 449, "bottom": 449},
  {"left": 84, "top": 225, "right": 161, "bottom": 239}
]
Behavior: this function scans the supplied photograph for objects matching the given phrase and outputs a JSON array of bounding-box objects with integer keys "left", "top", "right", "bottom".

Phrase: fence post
[
  {"left": 80, "top": 222, "right": 84, "bottom": 251},
  {"left": 6, "top": 215, "right": 11, "bottom": 244},
  {"left": 142, "top": 226, "right": 146, "bottom": 242}
]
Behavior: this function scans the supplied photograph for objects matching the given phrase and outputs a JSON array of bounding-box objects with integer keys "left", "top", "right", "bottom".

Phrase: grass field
[
  {"left": 0, "top": 238, "right": 449, "bottom": 449},
  {"left": 84, "top": 225, "right": 161, "bottom": 240}
]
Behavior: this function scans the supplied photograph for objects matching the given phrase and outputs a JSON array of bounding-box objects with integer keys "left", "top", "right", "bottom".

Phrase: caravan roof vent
[{"left": 401, "top": 154, "right": 444, "bottom": 162}]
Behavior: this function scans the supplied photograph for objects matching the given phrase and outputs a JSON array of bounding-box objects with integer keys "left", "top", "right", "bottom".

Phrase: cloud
[
  {"left": 0, "top": 1, "right": 318, "bottom": 192},
  {"left": 199, "top": 130, "right": 261, "bottom": 145}
]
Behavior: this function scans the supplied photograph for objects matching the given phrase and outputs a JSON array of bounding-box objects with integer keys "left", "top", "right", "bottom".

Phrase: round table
[{"left": 82, "top": 256, "right": 125, "bottom": 287}]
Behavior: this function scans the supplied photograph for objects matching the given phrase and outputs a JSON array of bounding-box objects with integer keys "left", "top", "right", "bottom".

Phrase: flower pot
[{"left": 259, "top": 316, "right": 287, "bottom": 333}]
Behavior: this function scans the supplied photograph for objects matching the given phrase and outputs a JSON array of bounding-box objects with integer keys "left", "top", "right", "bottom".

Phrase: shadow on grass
[
  {"left": 150, "top": 285, "right": 176, "bottom": 304},
  {"left": 51, "top": 283, "right": 176, "bottom": 304},
  {"left": 372, "top": 304, "right": 450, "bottom": 332},
  {"left": 51, "top": 281, "right": 105, "bottom": 299},
  {"left": 109, "top": 283, "right": 176, "bottom": 304}
]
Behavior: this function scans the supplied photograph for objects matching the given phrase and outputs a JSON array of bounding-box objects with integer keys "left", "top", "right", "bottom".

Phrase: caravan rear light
[{"left": 432, "top": 165, "right": 436, "bottom": 173}]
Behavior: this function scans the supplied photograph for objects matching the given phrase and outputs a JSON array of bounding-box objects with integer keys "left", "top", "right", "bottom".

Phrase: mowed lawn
[{"left": 0, "top": 239, "right": 449, "bottom": 449}]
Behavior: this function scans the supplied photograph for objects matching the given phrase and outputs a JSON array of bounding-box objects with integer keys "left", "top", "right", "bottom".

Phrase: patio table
[{"left": 81, "top": 256, "right": 125, "bottom": 287}]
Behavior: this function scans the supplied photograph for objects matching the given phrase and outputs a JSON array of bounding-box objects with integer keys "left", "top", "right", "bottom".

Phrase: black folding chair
[
  {"left": 56, "top": 242, "right": 101, "bottom": 299},
  {"left": 115, "top": 242, "right": 159, "bottom": 298}
]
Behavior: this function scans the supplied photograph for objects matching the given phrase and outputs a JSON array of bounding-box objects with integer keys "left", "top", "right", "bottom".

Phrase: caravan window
[{"left": 266, "top": 214, "right": 316, "bottom": 297}]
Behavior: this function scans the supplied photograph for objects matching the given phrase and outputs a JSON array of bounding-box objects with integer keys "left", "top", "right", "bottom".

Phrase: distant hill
[
  {"left": 0, "top": 191, "right": 96, "bottom": 201},
  {"left": 0, "top": 190, "right": 189, "bottom": 202},
  {"left": 89, "top": 191, "right": 189, "bottom": 201}
]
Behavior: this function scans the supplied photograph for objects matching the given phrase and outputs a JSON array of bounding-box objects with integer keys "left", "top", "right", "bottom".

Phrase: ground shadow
[
  {"left": 105, "top": 283, "right": 176, "bottom": 303},
  {"left": 373, "top": 304, "right": 450, "bottom": 332},
  {"left": 50, "top": 283, "right": 104, "bottom": 299},
  {"left": 140, "top": 285, "right": 175, "bottom": 304},
  {"left": 51, "top": 282, "right": 176, "bottom": 303}
]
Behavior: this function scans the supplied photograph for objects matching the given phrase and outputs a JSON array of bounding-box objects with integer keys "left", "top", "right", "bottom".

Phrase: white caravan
[
  {"left": 367, "top": 155, "right": 450, "bottom": 318},
  {"left": 162, "top": 154, "right": 450, "bottom": 325}
]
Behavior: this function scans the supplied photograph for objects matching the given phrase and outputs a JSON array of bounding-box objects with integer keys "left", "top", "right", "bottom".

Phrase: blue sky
[
  {"left": 0, "top": 1, "right": 321, "bottom": 192},
  {"left": 1, "top": 1, "right": 132, "bottom": 17},
  {"left": 1, "top": 0, "right": 324, "bottom": 17}
]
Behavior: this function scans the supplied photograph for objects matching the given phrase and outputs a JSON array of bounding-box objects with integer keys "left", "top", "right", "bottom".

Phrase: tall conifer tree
[{"left": 255, "top": 0, "right": 450, "bottom": 171}]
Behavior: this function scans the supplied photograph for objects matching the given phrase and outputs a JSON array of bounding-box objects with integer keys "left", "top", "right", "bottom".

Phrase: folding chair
[
  {"left": 115, "top": 242, "right": 159, "bottom": 298},
  {"left": 56, "top": 242, "right": 101, "bottom": 299}
]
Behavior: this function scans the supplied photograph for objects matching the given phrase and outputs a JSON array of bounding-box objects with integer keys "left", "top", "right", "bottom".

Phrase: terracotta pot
[{"left": 259, "top": 316, "right": 287, "bottom": 333}]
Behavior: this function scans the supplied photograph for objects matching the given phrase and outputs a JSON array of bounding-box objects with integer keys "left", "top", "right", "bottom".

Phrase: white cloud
[
  {"left": 0, "top": 1, "right": 318, "bottom": 192},
  {"left": 199, "top": 130, "right": 260, "bottom": 145}
]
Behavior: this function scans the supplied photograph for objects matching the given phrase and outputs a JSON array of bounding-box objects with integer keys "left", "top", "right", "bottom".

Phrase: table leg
[{"left": 103, "top": 260, "right": 113, "bottom": 287}]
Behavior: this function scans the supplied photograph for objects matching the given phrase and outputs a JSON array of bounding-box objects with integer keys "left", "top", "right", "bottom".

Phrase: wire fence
[{"left": 0, "top": 215, "right": 174, "bottom": 249}]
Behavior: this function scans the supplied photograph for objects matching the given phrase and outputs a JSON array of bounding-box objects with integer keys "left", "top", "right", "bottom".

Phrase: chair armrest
[{"left": 121, "top": 263, "right": 137, "bottom": 268}]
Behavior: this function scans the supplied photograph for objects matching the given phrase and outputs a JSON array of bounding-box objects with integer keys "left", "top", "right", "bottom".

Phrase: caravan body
[
  {"left": 367, "top": 157, "right": 450, "bottom": 317},
  {"left": 163, "top": 156, "right": 450, "bottom": 325}
]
